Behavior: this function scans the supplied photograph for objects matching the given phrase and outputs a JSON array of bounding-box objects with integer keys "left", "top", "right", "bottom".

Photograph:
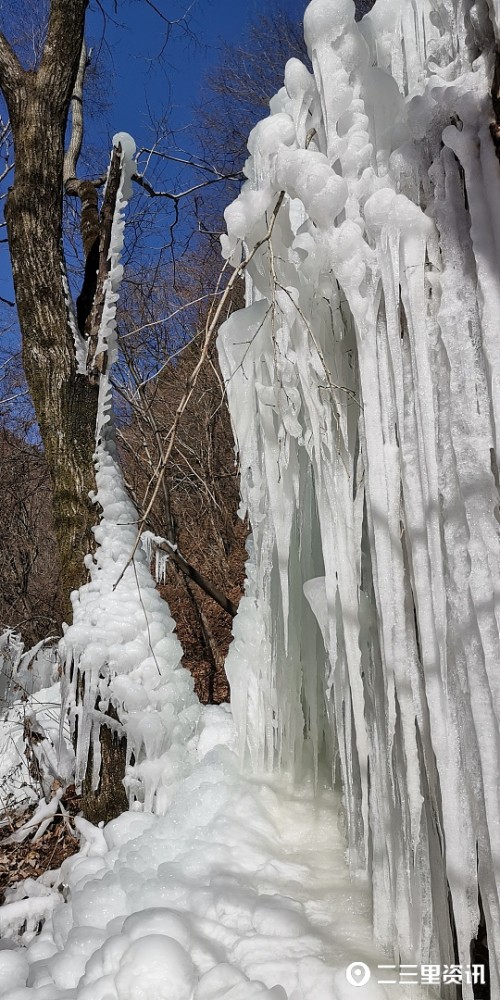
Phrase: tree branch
[
  {"left": 63, "top": 39, "right": 89, "bottom": 185},
  {"left": 157, "top": 538, "right": 238, "bottom": 617},
  {"left": 113, "top": 190, "right": 286, "bottom": 591},
  {"left": 0, "top": 33, "right": 24, "bottom": 109},
  {"left": 132, "top": 173, "right": 176, "bottom": 200},
  {"left": 137, "top": 147, "right": 243, "bottom": 178},
  {"left": 143, "top": 0, "right": 196, "bottom": 28},
  {"left": 132, "top": 171, "right": 242, "bottom": 200}
]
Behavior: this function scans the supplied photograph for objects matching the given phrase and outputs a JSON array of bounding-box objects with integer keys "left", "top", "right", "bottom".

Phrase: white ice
[
  {"left": 0, "top": 673, "right": 73, "bottom": 810},
  {"left": 218, "top": 0, "right": 500, "bottom": 995},
  {"left": 0, "top": 707, "right": 434, "bottom": 1000},
  {"left": 59, "top": 134, "right": 200, "bottom": 814}
]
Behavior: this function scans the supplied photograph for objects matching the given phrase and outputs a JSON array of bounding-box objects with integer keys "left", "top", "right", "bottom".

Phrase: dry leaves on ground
[{"left": 0, "top": 785, "right": 81, "bottom": 904}]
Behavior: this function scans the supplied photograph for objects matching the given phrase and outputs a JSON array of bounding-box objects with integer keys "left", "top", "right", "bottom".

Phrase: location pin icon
[{"left": 345, "top": 962, "right": 371, "bottom": 987}]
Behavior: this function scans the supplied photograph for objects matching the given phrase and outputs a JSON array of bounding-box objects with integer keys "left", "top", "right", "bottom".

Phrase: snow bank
[{"left": 219, "top": 0, "right": 500, "bottom": 993}]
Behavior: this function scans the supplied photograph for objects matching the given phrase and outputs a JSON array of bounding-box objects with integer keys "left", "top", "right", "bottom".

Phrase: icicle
[
  {"left": 154, "top": 547, "right": 169, "bottom": 585},
  {"left": 218, "top": 0, "right": 500, "bottom": 989}
]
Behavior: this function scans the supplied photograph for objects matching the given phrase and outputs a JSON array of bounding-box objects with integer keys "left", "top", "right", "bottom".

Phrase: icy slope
[{"left": 218, "top": 0, "right": 500, "bottom": 992}]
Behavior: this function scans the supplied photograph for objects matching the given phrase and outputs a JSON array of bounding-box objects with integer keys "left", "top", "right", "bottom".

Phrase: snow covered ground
[{"left": 0, "top": 704, "right": 437, "bottom": 1000}]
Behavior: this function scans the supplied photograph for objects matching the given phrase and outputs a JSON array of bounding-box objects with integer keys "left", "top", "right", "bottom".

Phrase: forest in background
[
  {"left": 0, "top": 0, "right": 372, "bottom": 701},
  {"left": 0, "top": 3, "right": 310, "bottom": 700}
]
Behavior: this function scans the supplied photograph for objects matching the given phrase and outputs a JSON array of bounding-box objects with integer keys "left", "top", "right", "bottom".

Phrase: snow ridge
[{"left": 219, "top": 0, "right": 500, "bottom": 991}]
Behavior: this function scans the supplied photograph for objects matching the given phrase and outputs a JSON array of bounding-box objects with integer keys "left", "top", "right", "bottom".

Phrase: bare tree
[
  {"left": 116, "top": 262, "right": 246, "bottom": 703},
  {"left": 0, "top": 1, "right": 205, "bottom": 617},
  {"left": 0, "top": 1, "right": 98, "bottom": 614}
]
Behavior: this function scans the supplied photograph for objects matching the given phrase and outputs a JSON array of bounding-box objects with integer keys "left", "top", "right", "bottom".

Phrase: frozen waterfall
[{"left": 218, "top": 0, "right": 500, "bottom": 993}]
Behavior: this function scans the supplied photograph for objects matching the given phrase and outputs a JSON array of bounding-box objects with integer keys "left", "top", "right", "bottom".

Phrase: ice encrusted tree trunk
[
  {"left": 219, "top": 0, "right": 500, "bottom": 993},
  {"left": 0, "top": 3, "right": 139, "bottom": 822},
  {"left": 60, "top": 134, "right": 200, "bottom": 823}
]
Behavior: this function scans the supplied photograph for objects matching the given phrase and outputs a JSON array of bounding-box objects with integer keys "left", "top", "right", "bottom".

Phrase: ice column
[{"left": 218, "top": 0, "right": 500, "bottom": 991}]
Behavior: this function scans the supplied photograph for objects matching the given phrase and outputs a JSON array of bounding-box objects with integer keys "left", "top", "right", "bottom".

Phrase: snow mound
[{"left": 1, "top": 708, "right": 430, "bottom": 1000}]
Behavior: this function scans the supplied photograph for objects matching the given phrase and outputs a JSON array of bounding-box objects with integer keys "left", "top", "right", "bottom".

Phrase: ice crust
[
  {"left": 218, "top": 0, "right": 500, "bottom": 992},
  {"left": 59, "top": 135, "right": 200, "bottom": 813}
]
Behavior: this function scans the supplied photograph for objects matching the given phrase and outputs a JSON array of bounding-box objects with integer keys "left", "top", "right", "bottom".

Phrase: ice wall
[
  {"left": 61, "top": 135, "right": 199, "bottom": 815},
  {"left": 218, "top": 0, "right": 500, "bottom": 992}
]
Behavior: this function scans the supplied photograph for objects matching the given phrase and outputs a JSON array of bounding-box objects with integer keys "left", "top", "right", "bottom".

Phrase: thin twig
[{"left": 112, "top": 191, "right": 285, "bottom": 590}]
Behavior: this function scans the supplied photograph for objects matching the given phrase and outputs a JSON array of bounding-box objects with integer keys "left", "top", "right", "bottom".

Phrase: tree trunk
[
  {"left": 82, "top": 708, "right": 129, "bottom": 824},
  {"left": 0, "top": 1, "right": 97, "bottom": 618},
  {"left": 0, "top": 4, "right": 129, "bottom": 824}
]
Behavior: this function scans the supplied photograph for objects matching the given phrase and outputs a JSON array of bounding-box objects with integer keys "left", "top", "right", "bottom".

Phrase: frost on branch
[
  {"left": 219, "top": 0, "right": 500, "bottom": 992},
  {"left": 60, "top": 134, "right": 199, "bottom": 815}
]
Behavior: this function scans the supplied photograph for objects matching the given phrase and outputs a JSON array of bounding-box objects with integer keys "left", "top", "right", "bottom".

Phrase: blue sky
[
  {"left": 87, "top": 0, "right": 306, "bottom": 152},
  {"left": 0, "top": 0, "right": 307, "bottom": 314},
  {"left": 0, "top": 0, "right": 306, "bottom": 302}
]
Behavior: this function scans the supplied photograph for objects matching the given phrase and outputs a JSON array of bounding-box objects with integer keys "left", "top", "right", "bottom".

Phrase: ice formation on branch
[
  {"left": 219, "top": 0, "right": 500, "bottom": 991},
  {"left": 60, "top": 134, "right": 199, "bottom": 814}
]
